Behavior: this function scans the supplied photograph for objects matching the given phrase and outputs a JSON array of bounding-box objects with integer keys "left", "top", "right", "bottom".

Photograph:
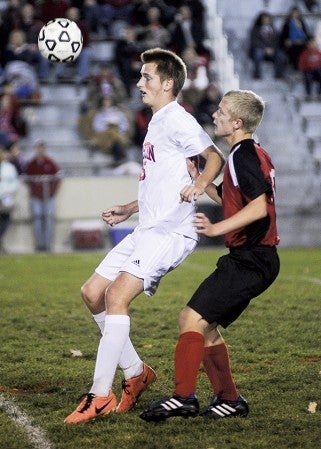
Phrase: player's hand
[
  {"left": 186, "top": 158, "right": 199, "bottom": 181},
  {"left": 102, "top": 205, "right": 131, "bottom": 226},
  {"left": 180, "top": 183, "right": 205, "bottom": 203},
  {"left": 193, "top": 212, "right": 216, "bottom": 236}
]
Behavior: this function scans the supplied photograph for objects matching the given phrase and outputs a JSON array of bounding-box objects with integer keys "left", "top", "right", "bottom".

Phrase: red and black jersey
[{"left": 218, "top": 139, "right": 279, "bottom": 248}]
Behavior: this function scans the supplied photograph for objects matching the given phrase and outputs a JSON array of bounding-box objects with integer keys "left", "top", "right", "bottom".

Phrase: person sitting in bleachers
[
  {"left": 194, "top": 81, "right": 222, "bottom": 141},
  {"left": 279, "top": 6, "right": 310, "bottom": 70},
  {"left": 78, "top": 94, "right": 133, "bottom": 164},
  {"left": 136, "top": 5, "right": 170, "bottom": 51},
  {"left": 83, "top": 62, "right": 128, "bottom": 111},
  {"left": 168, "top": 3, "right": 210, "bottom": 61},
  {"left": 114, "top": 25, "right": 142, "bottom": 97},
  {"left": 298, "top": 36, "right": 321, "bottom": 96},
  {"left": 3, "top": 29, "right": 41, "bottom": 102},
  {"left": 0, "top": 85, "right": 28, "bottom": 147},
  {"left": 180, "top": 46, "right": 209, "bottom": 108},
  {"left": 248, "top": 11, "right": 286, "bottom": 79}
]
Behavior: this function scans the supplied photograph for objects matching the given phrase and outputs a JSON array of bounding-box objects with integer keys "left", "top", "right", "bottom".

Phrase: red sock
[
  {"left": 174, "top": 331, "right": 204, "bottom": 398},
  {"left": 203, "top": 343, "right": 239, "bottom": 401}
]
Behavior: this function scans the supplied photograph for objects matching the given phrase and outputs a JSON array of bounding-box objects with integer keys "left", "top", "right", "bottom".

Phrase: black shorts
[{"left": 187, "top": 246, "right": 280, "bottom": 328}]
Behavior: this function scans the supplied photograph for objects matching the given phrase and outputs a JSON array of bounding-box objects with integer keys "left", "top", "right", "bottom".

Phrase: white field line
[
  {"left": 0, "top": 394, "right": 54, "bottom": 449},
  {"left": 283, "top": 276, "right": 321, "bottom": 286},
  {"left": 300, "top": 277, "right": 321, "bottom": 286}
]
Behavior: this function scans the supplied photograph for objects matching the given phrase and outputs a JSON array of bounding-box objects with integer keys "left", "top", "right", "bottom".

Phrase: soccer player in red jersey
[{"left": 140, "top": 89, "right": 280, "bottom": 422}]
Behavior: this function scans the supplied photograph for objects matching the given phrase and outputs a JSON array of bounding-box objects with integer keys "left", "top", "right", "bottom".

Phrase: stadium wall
[{"left": 4, "top": 176, "right": 219, "bottom": 253}]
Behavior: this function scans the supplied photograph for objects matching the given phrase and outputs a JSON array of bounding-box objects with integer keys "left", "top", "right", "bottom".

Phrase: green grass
[{"left": 0, "top": 248, "right": 321, "bottom": 449}]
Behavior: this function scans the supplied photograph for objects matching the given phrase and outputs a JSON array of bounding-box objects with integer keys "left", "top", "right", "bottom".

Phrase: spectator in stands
[
  {"left": 95, "top": 0, "right": 135, "bottom": 37},
  {"left": 114, "top": 25, "right": 142, "bottom": 96},
  {"left": 0, "top": 86, "right": 26, "bottom": 147},
  {"left": 194, "top": 81, "right": 222, "bottom": 140},
  {"left": 3, "top": 29, "right": 41, "bottom": 102},
  {"left": 136, "top": 6, "right": 170, "bottom": 50},
  {"left": 24, "top": 139, "right": 62, "bottom": 252},
  {"left": 168, "top": 4, "right": 209, "bottom": 60},
  {"left": 20, "top": 2, "right": 47, "bottom": 80},
  {"left": 131, "top": 0, "right": 176, "bottom": 28},
  {"left": 181, "top": 46, "right": 209, "bottom": 108},
  {"left": 0, "top": 145, "right": 20, "bottom": 253},
  {"left": 8, "top": 140, "right": 26, "bottom": 175},
  {"left": 84, "top": 62, "right": 127, "bottom": 111},
  {"left": 0, "top": 0, "right": 23, "bottom": 67},
  {"left": 298, "top": 36, "right": 321, "bottom": 96},
  {"left": 279, "top": 6, "right": 310, "bottom": 70},
  {"left": 79, "top": 95, "right": 132, "bottom": 164},
  {"left": 81, "top": 0, "right": 101, "bottom": 35},
  {"left": 248, "top": 12, "right": 286, "bottom": 79}
]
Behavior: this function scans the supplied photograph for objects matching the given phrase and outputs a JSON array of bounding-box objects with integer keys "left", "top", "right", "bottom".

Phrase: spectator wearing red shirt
[
  {"left": 298, "top": 36, "right": 321, "bottom": 96},
  {"left": 24, "top": 140, "right": 62, "bottom": 252}
]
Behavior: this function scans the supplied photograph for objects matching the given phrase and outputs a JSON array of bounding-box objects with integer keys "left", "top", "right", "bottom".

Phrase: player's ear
[
  {"left": 234, "top": 118, "right": 243, "bottom": 130},
  {"left": 163, "top": 78, "right": 174, "bottom": 92}
]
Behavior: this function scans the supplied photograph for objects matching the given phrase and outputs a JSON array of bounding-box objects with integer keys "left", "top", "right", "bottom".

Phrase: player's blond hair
[
  {"left": 141, "top": 47, "right": 187, "bottom": 97},
  {"left": 223, "top": 90, "right": 265, "bottom": 133}
]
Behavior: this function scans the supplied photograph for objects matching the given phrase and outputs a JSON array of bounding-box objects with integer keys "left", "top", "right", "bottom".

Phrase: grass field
[{"left": 0, "top": 248, "right": 321, "bottom": 449}]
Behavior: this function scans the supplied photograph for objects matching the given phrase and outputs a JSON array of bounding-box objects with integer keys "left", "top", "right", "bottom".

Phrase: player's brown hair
[
  {"left": 140, "top": 47, "right": 187, "bottom": 97},
  {"left": 223, "top": 90, "right": 265, "bottom": 133}
]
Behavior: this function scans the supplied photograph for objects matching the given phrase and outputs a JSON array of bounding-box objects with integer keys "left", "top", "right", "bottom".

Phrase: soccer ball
[{"left": 38, "top": 18, "right": 83, "bottom": 63}]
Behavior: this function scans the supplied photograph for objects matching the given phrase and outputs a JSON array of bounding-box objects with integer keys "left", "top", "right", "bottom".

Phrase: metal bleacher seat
[{"left": 90, "top": 40, "right": 115, "bottom": 64}]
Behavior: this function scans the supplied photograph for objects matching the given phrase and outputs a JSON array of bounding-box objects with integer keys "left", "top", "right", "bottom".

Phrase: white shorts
[{"left": 95, "top": 226, "right": 197, "bottom": 296}]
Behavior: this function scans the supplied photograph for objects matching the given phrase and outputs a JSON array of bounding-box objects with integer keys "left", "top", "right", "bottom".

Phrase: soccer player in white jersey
[{"left": 64, "top": 47, "right": 225, "bottom": 424}]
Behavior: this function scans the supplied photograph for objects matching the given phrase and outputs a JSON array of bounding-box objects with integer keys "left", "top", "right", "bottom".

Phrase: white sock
[
  {"left": 118, "top": 338, "right": 144, "bottom": 380},
  {"left": 93, "top": 312, "right": 143, "bottom": 379},
  {"left": 93, "top": 311, "right": 106, "bottom": 334},
  {"left": 90, "top": 314, "right": 130, "bottom": 397}
]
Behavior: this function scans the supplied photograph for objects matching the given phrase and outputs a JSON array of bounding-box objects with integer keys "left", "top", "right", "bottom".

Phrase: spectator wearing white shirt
[{"left": 0, "top": 146, "right": 20, "bottom": 252}]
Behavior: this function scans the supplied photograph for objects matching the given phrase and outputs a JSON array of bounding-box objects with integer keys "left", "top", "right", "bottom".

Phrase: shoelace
[
  {"left": 78, "top": 393, "right": 95, "bottom": 412},
  {"left": 121, "top": 379, "right": 131, "bottom": 394}
]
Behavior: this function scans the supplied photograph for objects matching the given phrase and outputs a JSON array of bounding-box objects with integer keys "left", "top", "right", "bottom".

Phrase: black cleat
[
  {"left": 139, "top": 395, "right": 199, "bottom": 422},
  {"left": 200, "top": 395, "right": 249, "bottom": 419}
]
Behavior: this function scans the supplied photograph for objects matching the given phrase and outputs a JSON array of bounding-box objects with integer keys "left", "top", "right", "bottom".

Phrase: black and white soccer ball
[{"left": 38, "top": 18, "right": 83, "bottom": 63}]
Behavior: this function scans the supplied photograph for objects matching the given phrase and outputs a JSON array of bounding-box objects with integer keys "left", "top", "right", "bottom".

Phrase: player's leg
[
  {"left": 139, "top": 306, "right": 205, "bottom": 422},
  {"left": 200, "top": 325, "right": 248, "bottom": 419},
  {"left": 93, "top": 233, "right": 155, "bottom": 411},
  {"left": 65, "top": 272, "right": 143, "bottom": 424}
]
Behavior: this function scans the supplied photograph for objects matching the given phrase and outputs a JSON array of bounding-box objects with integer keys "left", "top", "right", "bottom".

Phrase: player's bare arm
[
  {"left": 102, "top": 200, "right": 139, "bottom": 226},
  {"left": 186, "top": 158, "right": 222, "bottom": 205},
  {"left": 180, "top": 145, "right": 224, "bottom": 202},
  {"left": 193, "top": 193, "right": 268, "bottom": 237}
]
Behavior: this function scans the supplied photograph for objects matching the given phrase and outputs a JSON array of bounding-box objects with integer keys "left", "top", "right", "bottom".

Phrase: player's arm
[
  {"left": 186, "top": 158, "right": 222, "bottom": 205},
  {"left": 193, "top": 193, "right": 268, "bottom": 237},
  {"left": 102, "top": 200, "right": 138, "bottom": 226},
  {"left": 180, "top": 145, "right": 224, "bottom": 202}
]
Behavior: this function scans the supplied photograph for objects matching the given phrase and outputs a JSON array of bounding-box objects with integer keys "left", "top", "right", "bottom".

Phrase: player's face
[
  {"left": 137, "top": 62, "right": 169, "bottom": 112},
  {"left": 212, "top": 99, "right": 236, "bottom": 139}
]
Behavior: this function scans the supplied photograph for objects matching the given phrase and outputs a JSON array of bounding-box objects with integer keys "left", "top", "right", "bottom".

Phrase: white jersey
[{"left": 138, "top": 100, "right": 214, "bottom": 240}]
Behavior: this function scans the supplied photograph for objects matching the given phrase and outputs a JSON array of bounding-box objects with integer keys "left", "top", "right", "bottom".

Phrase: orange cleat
[
  {"left": 116, "top": 363, "right": 156, "bottom": 413},
  {"left": 64, "top": 391, "right": 117, "bottom": 424}
]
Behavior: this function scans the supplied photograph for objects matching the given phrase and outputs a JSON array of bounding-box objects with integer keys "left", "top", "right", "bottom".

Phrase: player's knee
[
  {"left": 178, "top": 306, "right": 194, "bottom": 331},
  {"left": 80, "top": 282, "right": 96, "bottom": 307}
]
